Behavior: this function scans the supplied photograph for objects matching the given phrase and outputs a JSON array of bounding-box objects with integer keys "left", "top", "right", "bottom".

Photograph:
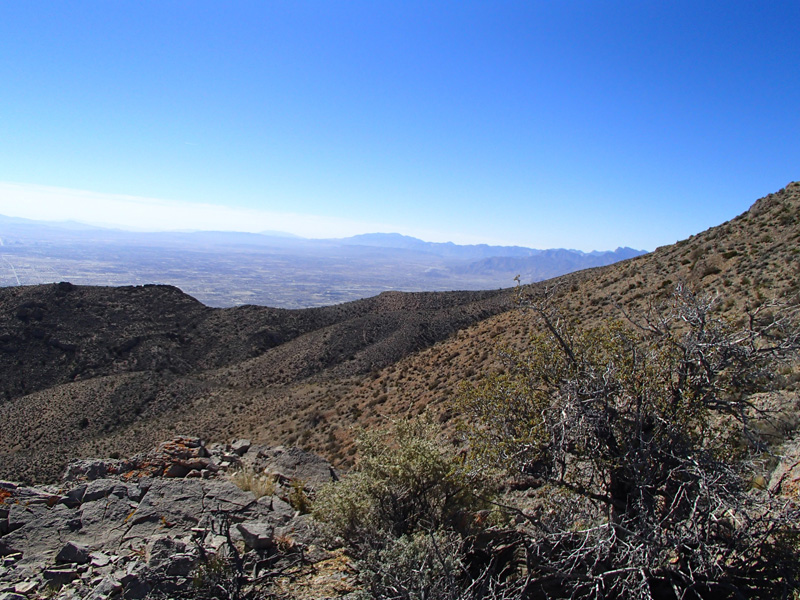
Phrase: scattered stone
[
  {"left": 89, "top": 551, "right": 111, "bottom": 568},
  {"left": 56, "top": 541, "right": 90, "bottom": 565},
  {"left": 231, "top": 439, "right": 252, "bottom": 456},
  {"left": 42, "top": 567, "right": 78, "bottom": 586},
  {"left": 237, "top": 522, "right": 275, "bottom": 550},
  {"left": 13, "top": 580, "right": 37, "bottom": 594}
]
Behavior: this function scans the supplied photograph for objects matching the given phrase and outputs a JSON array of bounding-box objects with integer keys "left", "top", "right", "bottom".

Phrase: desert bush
[
  {"left": 314, "top": 416, "right": 494, "bottom": 545},
  {"left": 353, "top": 530, "right": 465, "bottom": 600},
  {"left": 313, "top": 417, "right": 531, "bottom": 599},
  {"left": 458, "top": 285, "right": 800, "bottom": 599}
]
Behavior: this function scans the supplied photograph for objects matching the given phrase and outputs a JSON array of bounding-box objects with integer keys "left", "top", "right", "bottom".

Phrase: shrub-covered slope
[
  {"left": 0, "top": 286, "right": 511, "bottom": 482},
  {"left": 1, "top": 182, "right": 798, "bottom": 485}
]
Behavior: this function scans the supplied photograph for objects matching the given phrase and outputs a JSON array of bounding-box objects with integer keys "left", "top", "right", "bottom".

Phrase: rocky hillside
[
  {"left": 0, "top": 436, "right": 351, "bottom": 599},
  {"left": 1, "top": 182, "right": 798, "bottom": 486},
  {"left": 281, "top": 181, "right": 800, "bottom": 460},
  {"left": 0, "top": 285, "right": 511, "bottom": 483}
]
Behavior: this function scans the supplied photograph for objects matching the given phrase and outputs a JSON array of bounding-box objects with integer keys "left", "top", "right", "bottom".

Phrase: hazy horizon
[{"left": 0, "top": 194, "right": 647, "bottom": 253}]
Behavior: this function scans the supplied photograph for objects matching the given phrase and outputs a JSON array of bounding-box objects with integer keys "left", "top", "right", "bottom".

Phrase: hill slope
[
  {"left": 1, "top": 182, "right": 798, "bottom": 483},
  {"left": 0, "top": 285, "right": 511, "bottom": 482}
]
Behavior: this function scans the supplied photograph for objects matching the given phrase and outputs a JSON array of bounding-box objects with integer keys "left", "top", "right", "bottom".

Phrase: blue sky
[{"left": 0, "top": 1, "right": 798, "bottom": 251}]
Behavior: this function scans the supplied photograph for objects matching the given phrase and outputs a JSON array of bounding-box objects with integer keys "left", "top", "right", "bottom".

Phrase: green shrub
[
  {"left": 353, "top": 530, "right": 465, "bottom": 600},
  {"left": 314, "top": 416, "right": 493, "bottom": 544}
]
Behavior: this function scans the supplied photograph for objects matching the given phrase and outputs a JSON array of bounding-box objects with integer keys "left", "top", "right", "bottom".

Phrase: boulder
[
  {"left": 231, "top": 439, "right": 251, "bottom": 456},
  {"left": 251, "top": 446, "right": 339, "bottom": 488},
  {"left": 56, "top": 541, "right": 90, "bottom": 565},
  {"left": 237, "top": 522, "right": 275, "bottom": 550},
  {"left": 42, "top": 567, "right": 79, "bottom": 586},
  {"left": 88, "top": 576, "right": 122, "bottom": 599}
]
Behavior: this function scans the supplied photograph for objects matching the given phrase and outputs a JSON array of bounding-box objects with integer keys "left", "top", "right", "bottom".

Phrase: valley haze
[{"left": 0, "top": 214, "right": 644, "bottom": 308}]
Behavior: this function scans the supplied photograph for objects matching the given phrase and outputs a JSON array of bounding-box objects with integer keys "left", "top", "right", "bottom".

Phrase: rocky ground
[{"left": 0, "top": 437, "right": 351, "bottom": 600}]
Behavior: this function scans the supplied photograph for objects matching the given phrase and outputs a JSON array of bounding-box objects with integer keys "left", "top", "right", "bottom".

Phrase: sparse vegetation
[
  {"left": 229, "top": 468, "right": 276, "bottom": 499},
  {"left": 454, "top": 285, "right": 800, "bottom": 598}
]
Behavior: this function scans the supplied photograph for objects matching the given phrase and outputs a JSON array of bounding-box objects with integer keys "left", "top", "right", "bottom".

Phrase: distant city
[{"left": 0, "top": 214, "right": 644, "bottom": 308}]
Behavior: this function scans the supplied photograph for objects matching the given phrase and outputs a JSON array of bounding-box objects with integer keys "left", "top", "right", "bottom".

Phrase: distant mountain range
[{"left": 0, "top": 215, "right": 646, "bottom": 308}]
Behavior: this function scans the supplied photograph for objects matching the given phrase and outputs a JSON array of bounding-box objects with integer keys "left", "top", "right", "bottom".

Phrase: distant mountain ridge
[
  {"left": 337, "top": 232, "right": 538, "bottom": 259},
  {"left": 459, "top": 247, "right": 645, "bottom": 278},
  {"left": 0, "top": 215, "right": 646, "bottom": 307}
]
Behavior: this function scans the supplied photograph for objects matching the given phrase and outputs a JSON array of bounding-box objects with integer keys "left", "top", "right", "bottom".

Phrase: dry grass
[{"left": 228, "top": 468, "right": 276, "bottom": 499}]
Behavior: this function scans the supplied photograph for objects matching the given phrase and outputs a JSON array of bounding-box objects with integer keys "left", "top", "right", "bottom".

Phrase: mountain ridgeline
[
  {"left": 0, "top": 217, "right": 645, "bottom": 308},
  {"left": 1, "top": 182, "right": 799, "bottom": 484}
]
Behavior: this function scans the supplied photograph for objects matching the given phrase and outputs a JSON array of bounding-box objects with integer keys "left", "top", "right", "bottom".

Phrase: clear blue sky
[{"left": 1, "top": 1, "right": 798, "bottom": 251}]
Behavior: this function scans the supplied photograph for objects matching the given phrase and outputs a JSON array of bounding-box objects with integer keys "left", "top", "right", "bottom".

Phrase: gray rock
[
  {"left": 253, "top": 446, "right": 339, "bottom": 488},
  {"left": 82, "top": 479, "right": 131, "bottom": 503},
  {"left": 0, "top": 439, "right": 338, "bottom": 593},
  {"left": 256, "top": 495, "right": 295, "bottom": 524},
  {"left": 56, "top": 541, "right": 90, "bottom": 565},
  {"left": 231, "top": 439, "right": 252, "bottom": 456},
  {"left": 61, "top": 484, "right": 88, "bottom": 508},
  {"left": 88, "top": 576, "right": 122, "bottom": 599},
  {"left": 146, "top": 536, "right": 186, "bottom": 570},
  {"left": 13, "top": 580, "right": 38, "bottom": 594},
  {"left": 89, "top": 551, "right": 112, "bottom": 567},
  {"left": 123, "top": 479, "right": 207, "bottom": 544},
  {"left": 119, "top": 563, "right": 150, "bottom": 599},
  {"left": 236, "top": 522, "right": 275, "bottom": 550},
  {"left": 63, "top": 459, "right": 124, "bottom": 482},
  {"left": 0, "top": 593, "right": 27, "bottom": 600},
  {"left": 3, "top": 504, "right": 79, "bottom": 564},
  {"left": 201, "top": 479, "right": 259, "bottom": 514},
  {"left": 43, "top": 567, "right": 79, "bottom": 586},
  {"left": 7, "top": 501, "right": 50, "bottom": 534},
  {"left": 53, "top": 587, "right": 85, "bottom": 600},
  {"left": 166, "top": 554, "right": 195, "bottom": 577},
  {"left": 77, "top": 496, "right": 135, "bottom": 548}
]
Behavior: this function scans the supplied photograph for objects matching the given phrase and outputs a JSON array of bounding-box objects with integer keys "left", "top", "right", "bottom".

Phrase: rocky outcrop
[{"left": 0, "top": 438, "right": 340, "bottom": 599}]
